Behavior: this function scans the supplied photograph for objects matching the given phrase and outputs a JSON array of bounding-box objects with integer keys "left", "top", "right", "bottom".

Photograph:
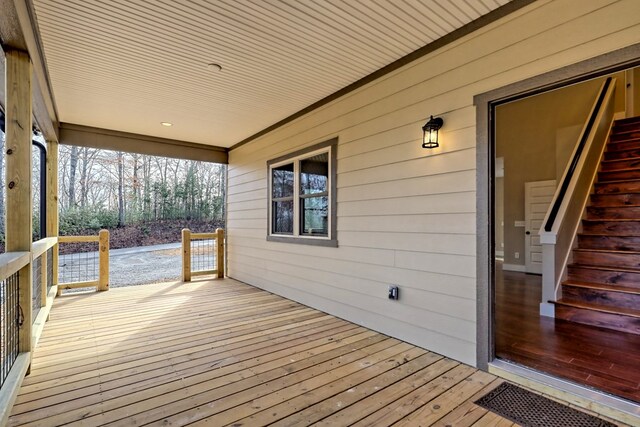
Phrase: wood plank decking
[{"left": 6, "top": 279, "right": 554, "bottom": 426}]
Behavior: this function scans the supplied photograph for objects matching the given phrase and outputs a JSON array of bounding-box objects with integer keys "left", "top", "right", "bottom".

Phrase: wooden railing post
[
  {"left": 182, "top": 229, "right": 191, "bottom": 282},
  {"left": 98, "top": 229, "right": 109, "bottom": 291},
  {"left": 46, "top": 140, "right": 59, "bottom": 295},
  {"left": 5, "top": 49, "right": 33, "bottom": 356},
  {"left": 216, "top": 228, "right": 225, "bottom": 279}
]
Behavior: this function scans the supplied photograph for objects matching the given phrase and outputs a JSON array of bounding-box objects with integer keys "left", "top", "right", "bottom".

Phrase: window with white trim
[{"left": 267, "top": 138, "right": 337, "bottom": 247}]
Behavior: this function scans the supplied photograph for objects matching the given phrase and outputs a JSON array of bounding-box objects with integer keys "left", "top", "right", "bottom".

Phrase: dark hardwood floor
[{"left": 495, "top": 263, "right": 640, "bottom": 404}]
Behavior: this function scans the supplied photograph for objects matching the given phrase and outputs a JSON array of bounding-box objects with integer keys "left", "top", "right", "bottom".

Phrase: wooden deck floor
[{"left": 7, "top": 279, "right": 554, "bottom": 426}]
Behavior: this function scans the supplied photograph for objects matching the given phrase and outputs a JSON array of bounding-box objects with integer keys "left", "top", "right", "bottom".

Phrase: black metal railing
[
  {"left": 59, "top": 243, "right": 99, "bottom": 284},
  {"left": 32, "top": 256, "right": 42, "bottom": 320},
  {"left": 544, "top": 77, "right": 612, "bottom": 232},
  {"left": 191, "top": 238, "right": 216, "bottom": 273},
  {"left": 1, "top": 271, "right": 20, "bottom": 388},
  {"left": 46, "top": 247, "right": 54, "bottom": 293}
]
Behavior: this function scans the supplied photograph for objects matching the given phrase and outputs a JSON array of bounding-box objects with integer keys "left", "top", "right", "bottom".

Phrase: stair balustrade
[{"left": 538, "top": 78, "right": 617, "bottom": 317}]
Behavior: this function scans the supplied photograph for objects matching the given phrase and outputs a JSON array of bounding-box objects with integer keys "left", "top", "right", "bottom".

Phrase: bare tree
[
  {"left": 68, "top": 145, "right": 79, "bottom": 209},
  {"left": 117, "top": 151, "right": 125, "bottom": 226}
]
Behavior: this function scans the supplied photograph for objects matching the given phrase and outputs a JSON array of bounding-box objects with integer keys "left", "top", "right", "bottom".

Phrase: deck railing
[
  {"left": 58, "top": 230, "right": 110, "bottom": 292},
  {"left": 181, "top": 228, "right": 225, "bottom": 281},
  {"left": 0, "top": 253, "right": 27, "bottom": 389}
]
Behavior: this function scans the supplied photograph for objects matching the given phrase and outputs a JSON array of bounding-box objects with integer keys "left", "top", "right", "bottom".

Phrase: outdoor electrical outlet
[
  {"left": 515, "top": 252, "right": 520, "bottom": 259},
  {"left": 388, "top": 286, "right": 399, "bottom": 300}
]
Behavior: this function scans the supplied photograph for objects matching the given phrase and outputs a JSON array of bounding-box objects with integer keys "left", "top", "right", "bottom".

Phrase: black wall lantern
[{"left": 422, "top": 115, "right": 443, "bottom": 149}]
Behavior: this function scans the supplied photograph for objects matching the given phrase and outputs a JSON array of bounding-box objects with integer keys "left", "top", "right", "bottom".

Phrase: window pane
[
  {"left": 272, "top": 163, "right": 294, "bottom": 198},
  {"left": 300, "top": 153, "right": 328, "bottom": 195},
  {"left": 301, "top": 196, "right": 328, "bottom": 236},
  {"left": 272, "top": 200, "right": 294, "bottom": 234}
]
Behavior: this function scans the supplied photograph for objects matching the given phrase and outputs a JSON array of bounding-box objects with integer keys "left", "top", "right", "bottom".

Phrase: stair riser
[
  {"left": 607, "top": 139, "right": 640, "bottom": 152},
  {"left": 613, "top": 119, "right": 640, "bottom": 131},
  {"left": 604, "top": 148, "right": 640, "bottom": 160},
  {"left": 573, "top": 250, "right": 640, "bottom": 269},
  {"left": 613, "top": 124, "right": 640, "bottom": 134},
  {"left": 590, "top": 193, "right": 640, "bottom": 206},
  {"left": 595, "top": 181, "right": 640, "bottom": 194},
  {"left": 582, "top": 221, "right": 640, "bottom": 235},
  {"left": 586, "top": 206, "right": 640, "bottom": 219},
  {"left": 567, "top": 266, "right": 640, "bottom": 289},
  {"left": 598, "top": 169, "right": 640, "bottom": 182},
  {"left": 555, "top": 305, "right": 640, "bottom": 335},
  {"left": 600, "top": 158, "right": 640, "bottom": 171},
  {"left": 578, "top": 234, "right": 640, "bottom": 251},
  {"left": 562, "top": 286, "right": 640, "bottom": 311}
]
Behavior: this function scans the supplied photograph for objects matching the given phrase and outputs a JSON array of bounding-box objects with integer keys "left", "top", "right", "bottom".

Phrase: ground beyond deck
[{"left": 7, "top": 279, "right": 559, "bottom": 426}]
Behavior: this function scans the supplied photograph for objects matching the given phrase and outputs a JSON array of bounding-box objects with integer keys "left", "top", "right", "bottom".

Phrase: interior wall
[
  {"left": 634, "top": 68, "right": 640, "bottom": 116},
  {"left": 226, "top": 0, "right": 640, "bottom": 366}
]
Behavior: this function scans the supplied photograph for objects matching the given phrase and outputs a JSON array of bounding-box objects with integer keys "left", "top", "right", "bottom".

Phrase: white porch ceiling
[{"left": 33, "top": 0, "right": 510, "bottom": 148}]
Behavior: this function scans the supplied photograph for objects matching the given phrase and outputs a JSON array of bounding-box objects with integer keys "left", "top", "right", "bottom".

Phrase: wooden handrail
[
  {"left": 543, "top": 77, "right": 612, "bottom": 232},
  {"left": 31, "top": 237, "right": 57, "bottom": 260},
  {"left": 0, "top": 252, "right": 30, "bottom": 282},
  {"left": 190, "top": 232, "right": 218, "bottom": 239},
  {"left": 58, "top": 235, "right": 100, "bottom": 243}
]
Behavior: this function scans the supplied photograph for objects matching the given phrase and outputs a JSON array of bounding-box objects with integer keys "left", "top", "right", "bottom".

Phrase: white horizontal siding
[{"left": 227, "top": 0, "right": 640, "bottom": 365}]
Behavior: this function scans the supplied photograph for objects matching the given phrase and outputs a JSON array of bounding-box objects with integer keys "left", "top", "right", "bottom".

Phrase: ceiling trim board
[
  {"left": 59, "top": 123, "right": 228, "bottom": 164},
  {"left": 0, "top": 0, "right": 59, "bottom": 142},
  {"left": 229, "top": 0, "right": 536, "bottom": 152}
]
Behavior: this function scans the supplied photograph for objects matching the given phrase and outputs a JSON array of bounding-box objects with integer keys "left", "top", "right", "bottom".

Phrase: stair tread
[
  {"left": 601, "top": 156, "right": 640, "bottom": 163},
  {"left": 578, "top": 232, "right": 640, "bottom": 236},
  {"left": 562, "top": 280, "right": 640, "bottom": 295},
  {"left": 595, "top": 177, "right": 640, "bottom": 184},
  {"left": 608, "top": 141, "right": 640, "bottom": 148},
  {"left": 582, "top": 218, "right": 640, "bottom": 222},
  {"left": 598, "top": 166, "right": 640, "bottom": 174},
  {"left": 569, "top": 263, "right": 640, "bottom": 274},
  {"left": 554, "top": 299, "right": 640, "bottom": 318},
  {"left": 587, "top": 205, "right": 640, "bottom": 209},
  {"left": 573, "top": 248, "right": 640, "bottom": 254},
  {"left": 604, "top": 143, "right": 640, "bottom": 151}
]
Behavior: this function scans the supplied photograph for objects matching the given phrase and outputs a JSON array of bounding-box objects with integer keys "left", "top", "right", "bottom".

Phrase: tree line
[
  {"left": 57, "top": 145, "right": 226, "bottom": 234},
  {"left": 0, "top": 128, "right": 226, "bottom": 240}
]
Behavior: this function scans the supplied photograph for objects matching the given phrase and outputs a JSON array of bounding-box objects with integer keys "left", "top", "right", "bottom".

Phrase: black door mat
[{"left": 474, "top": 382, "right": 618, "bottom": 427}]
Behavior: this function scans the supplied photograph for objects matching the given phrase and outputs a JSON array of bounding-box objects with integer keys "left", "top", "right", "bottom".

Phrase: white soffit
[{"left": 33, "top": 0, "right": 510, "bottom": 148}]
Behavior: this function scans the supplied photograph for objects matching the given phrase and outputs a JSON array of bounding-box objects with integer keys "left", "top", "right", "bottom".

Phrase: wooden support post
[
  {"left": 46, "top": 140, "right": 59, "bottom": 296},
  {"left": 182, "top": 229, "right": 191, "bottom": 282},
  {"left": 216, "top": 228, "right": 225, "bottom": 279},
  {"left": 98, "top": 229, "right": 109, "bottom": 291},
  {"left": 5, "top": 49, "right": 33, "bottom": 355}
]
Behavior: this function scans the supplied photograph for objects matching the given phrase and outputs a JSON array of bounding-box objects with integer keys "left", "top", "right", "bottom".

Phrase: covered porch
[{"left": 10, "top": 278, "right": 509, "bottom": 427}]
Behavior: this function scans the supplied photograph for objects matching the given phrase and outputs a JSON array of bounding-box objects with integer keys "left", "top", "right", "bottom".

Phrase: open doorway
[{"left": 492, "top": 68, "right": 640, "bottom": 404}]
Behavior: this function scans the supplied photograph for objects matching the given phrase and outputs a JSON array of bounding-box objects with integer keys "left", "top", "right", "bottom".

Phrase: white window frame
[{"left": 267, "top": 138, "right": 337, "bottom": 247}]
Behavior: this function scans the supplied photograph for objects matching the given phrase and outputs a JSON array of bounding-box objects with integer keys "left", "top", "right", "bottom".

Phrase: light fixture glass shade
[{"left": 422, "top": 116, "right": 443, "bottom": 149}]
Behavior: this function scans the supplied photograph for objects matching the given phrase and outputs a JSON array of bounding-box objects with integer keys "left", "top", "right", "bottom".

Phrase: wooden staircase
[{"left": 555, "top": 115, "right": 640, "bottom": 335}]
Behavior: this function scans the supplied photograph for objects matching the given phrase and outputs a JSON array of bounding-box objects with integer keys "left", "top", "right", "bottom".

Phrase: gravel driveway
[{"left": 59, "top": 242, "right": 194, "bottom": 290}]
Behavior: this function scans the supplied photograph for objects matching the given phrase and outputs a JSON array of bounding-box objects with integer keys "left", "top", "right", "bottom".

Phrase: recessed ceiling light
[
  {"left": 207, "top": 63, "right": 222, "bottom": 72},
  {"left": 161, "top": 122, "right": 173, "bottom": 127}
]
